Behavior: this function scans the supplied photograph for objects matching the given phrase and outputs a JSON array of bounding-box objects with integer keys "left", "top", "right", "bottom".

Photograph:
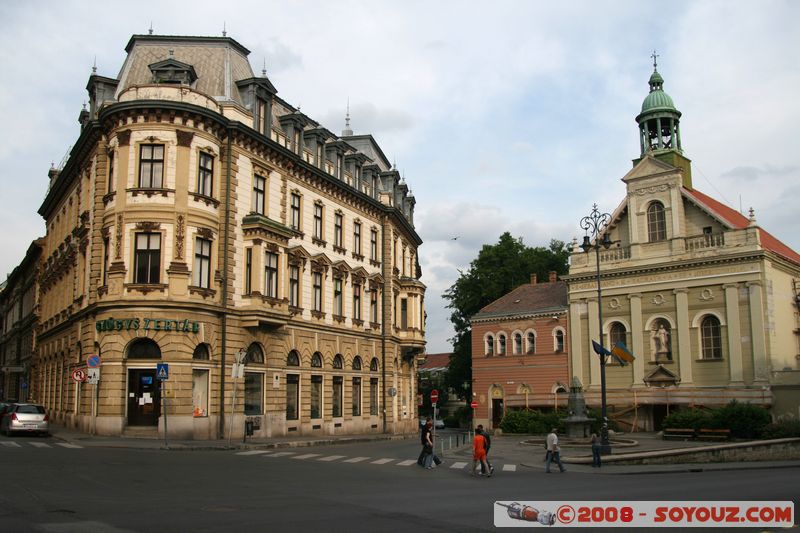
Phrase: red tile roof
[
  {"left": 684, "top": 188, "right": 800, "bottom": 265},
  {"left": 472, "top": 281, "right": 567, "bottom": 321},
  {"left": 419, "top": 352, "right": 451, "bottom": 370}
]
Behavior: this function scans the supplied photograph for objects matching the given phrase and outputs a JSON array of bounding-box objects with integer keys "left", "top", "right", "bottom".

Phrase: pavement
[{"left": 45, "top": 424, "right": 800, "bottom": 476}]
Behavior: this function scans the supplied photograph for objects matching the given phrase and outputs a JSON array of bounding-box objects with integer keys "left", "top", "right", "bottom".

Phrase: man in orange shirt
[{"left": 471, "top": 427, "right": 492, "bottom": 477}]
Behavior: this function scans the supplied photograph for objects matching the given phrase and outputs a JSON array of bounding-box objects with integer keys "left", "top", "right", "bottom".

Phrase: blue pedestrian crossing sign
[{"left": 156, "top": 363, "right": 169, "bottom": 381}]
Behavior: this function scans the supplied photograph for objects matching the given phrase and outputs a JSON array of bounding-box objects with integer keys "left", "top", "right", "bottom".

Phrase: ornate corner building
[
  {"left": 33, "top": 34, "right": 425, "bottom": 438},
  {"left": 470, "top": 272, "right": 570, "bottom": 429},
  {"left": 566, "top": 62, "right": 800, "bottom": 430}
]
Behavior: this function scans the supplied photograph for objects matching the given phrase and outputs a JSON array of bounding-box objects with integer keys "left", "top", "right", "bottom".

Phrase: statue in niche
[{"left": 651, "top": 322, "right": 672, "bottom": 361}]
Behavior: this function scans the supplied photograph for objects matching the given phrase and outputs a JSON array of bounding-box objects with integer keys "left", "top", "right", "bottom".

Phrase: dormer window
[{"left": 148, "top": 59, "right": 198, "bottom": 86}]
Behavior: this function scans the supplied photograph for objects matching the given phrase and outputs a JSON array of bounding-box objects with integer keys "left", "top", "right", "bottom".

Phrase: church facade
[
  {"left": 33, "top": 34, "right": 425, "bottom": 439},
  {"left": 565, "top": 62, "right": 800, "bottom": 430}
]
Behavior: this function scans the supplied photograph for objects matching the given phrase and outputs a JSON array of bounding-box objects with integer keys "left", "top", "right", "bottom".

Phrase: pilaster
[
  {"left": 746, "top": 281, "right": 769, "bottom": 383},
  {"left": 724, "top": 283, "right": 744, "bottom": 384},
  {"left": 569, "top": 300, "right": 584, "bottom": 385},
  {"left": 674, "top": 288, "right": 693, "bottom": 385},
  {"left": 629, "top": 293, "right": 645, "bottom": 386},
  {"left": 587, "top": 298, "right": 600, "bottom": 388}
]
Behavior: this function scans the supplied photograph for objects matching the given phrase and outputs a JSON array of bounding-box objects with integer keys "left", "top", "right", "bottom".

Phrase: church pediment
[
  {"left": 622, "top": 154, "right": 677, "bottom": 183},
  {"left": 643, "top": 364, "right": 680, "bottom": 387}
]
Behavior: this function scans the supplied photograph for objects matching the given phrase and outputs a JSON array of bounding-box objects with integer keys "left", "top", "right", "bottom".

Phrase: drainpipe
[
  {"left": 381, "top": 214, "right": 388, "bottom": 434},
  {"left": 218, "top": 129, "right": 233, "bottom": 439}
]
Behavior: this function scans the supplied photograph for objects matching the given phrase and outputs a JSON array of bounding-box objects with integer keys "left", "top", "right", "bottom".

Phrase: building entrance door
[
  {"left": 491, "top": 399, "right": 504, "bottom": 428},
  {"left": 127, "top": 369, "right": 160, "bottom": 426}
]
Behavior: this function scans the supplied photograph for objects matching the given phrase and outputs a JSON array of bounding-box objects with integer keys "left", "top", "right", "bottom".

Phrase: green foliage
[
  {"left": 661, "top": 408, "right": 713, "bottom": 431},
  {"left": 761, "top": 419, "right": 800, "bottom": 439},
  {"left": 661, "top": 402, "right": 772, "bottom": 438},
  {"left": 499, "top": 409, "right": 567, "bottom": 434},
  {"left": 709, "top": 401, "right": 771, "bottom": 439},
  {"left": 443, "top": 234, "right": 570, "bottom": 400},
  {"left": 453, "top": 405, "right": 473, "bottom": 425}
]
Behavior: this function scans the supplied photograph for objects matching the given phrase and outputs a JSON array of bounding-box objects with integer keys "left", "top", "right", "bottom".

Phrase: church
[{"left": 565, "top": 59, "right": 800, "bottom": 430}]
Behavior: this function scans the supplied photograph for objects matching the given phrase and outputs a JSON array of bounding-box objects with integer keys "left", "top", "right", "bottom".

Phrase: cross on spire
[{"left": 651, "top": 49, "right": 659, "bottom": 70}]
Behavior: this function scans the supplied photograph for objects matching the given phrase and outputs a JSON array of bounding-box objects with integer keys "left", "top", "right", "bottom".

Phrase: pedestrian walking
[
  {"left": 591, "top": 432, "right": 602, "bottom": 468},
  {"left": 418, "top": 418, "right": 432, "bottom": 467},
  {"left": 477, "top": 424, "right": 494, "bottom": 476},
  {"left": 545, "top": 427, "right": 566, "bottom": 473},
  {"left": 471, "top": 427, "right": 492, "bottom": 477}
]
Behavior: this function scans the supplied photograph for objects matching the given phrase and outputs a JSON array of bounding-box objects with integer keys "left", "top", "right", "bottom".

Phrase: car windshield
[{"left": 15, "top": 405, "right": 45, "bottom": 414}]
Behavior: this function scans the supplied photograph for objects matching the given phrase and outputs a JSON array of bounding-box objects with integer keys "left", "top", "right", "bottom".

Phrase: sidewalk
[
  {"left": 445, "top": 431, "right": 800, "bottom": 476},
  {"left": 48, "top": 423, "right": 416, "bottom": 451}
]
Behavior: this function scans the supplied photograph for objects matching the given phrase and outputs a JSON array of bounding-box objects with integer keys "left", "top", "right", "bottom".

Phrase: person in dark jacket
[{"left": 418, "top": 418, "right": 432, "bottom": 467}]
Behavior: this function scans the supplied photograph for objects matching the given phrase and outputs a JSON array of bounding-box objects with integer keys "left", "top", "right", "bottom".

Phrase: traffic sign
[
  {"left": 156, "top": 363, "right": 169, "bottom": 381},
  {"left": 430, "top": 389, "right": 439, "bottom": 403},
  {"left": 87, "top": 368, "right": 100, "bottom": 385},
  {"left": 71, "top": 369, "right": 87, "bottom": 382},
  {"left": 471, "top": 400, "right": 479, "bottom": 409},
  {"left": 87, "top": 354, "right": 102, "bottom": 368}
]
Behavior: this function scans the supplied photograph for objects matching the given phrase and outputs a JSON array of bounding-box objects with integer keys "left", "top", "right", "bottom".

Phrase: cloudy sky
[{"left": 1, "top": 1, "right": 798, "bottom": 353}]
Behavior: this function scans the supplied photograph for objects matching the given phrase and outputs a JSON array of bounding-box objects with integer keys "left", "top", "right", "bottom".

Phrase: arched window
[
  {"left": 286, "top": 350, "right": 300, "bottom": 366},
  {"left": 647, "top": 201, "right": 667, "bottom": 242},
  {"left": 554, "top": 330, "right": 565, "bottom": 353},
  {"left": 498, "top": 334, "right": 507, "bottom": 355},
  {"left": 701, "top": 316, "right": 722, "bottom": 359},
  {"left": 353, "top": 356, "right": 363, "bottom": 370},
  {"left": 513, "top": 333, "right": 522, "bottom": 355},
  {"left": 527, "top": 332, "right": 536, "bottom": 354},
  {"left": 245, "top": 343, "right": 264, "bottom": 364},
  {"left": 311, "top": 352, "right": 323, "bottom": 368},
  {"left": 609, "top": 322, "right": 627, "bottom": 349},
  {"left": 333, "top": 354, "right": 344, "bottom": 369},
  {"left": 485, "top": 335, "right": 494, "bottom": 356},
  {"left": 192, "top": 344, "right": 210, "bottom": 360},
  {"left": 128, "top": 338, "right": 161, "bottom": 359},
  {"left": 370, "top": 357, "right": 379, "bottom": 372}
]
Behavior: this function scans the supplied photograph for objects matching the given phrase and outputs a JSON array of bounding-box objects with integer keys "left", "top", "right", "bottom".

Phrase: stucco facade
[{"left": 32, "top": 34, "right": 425, "bottom": 439}]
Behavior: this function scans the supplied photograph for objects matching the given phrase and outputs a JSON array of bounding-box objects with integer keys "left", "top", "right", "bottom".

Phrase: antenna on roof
[
  {"left": 342, "top": 98, "right": 353, "bottom": 136},
  {"left": 222, "top": 22, "right": 227, "bottom": 37},
  {"left": 262, "top": 58, "right": 267, "bottom": 77},
  {"left": 148, "top": 22, "right": 154, "bottom": 35}
]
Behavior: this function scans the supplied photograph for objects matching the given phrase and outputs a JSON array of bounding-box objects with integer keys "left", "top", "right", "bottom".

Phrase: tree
[{"left": 442, "top": 233, "right": 570, "bottom": 402}]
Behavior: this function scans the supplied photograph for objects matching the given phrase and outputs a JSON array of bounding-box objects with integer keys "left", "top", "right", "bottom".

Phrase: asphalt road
[{"left": 1, "top": 433, "right": 797, "bottom": 532}]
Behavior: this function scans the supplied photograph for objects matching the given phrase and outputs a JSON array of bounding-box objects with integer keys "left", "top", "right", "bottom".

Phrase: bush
[
  {"left": 499, "top": 409, "right": 566, "bottom": 434},
  {"left": 761, "top": 419, "right": 800, "bottom": 439},
  {"left": 709, "top": 401, "right": 771, "bottom": 439},
  {"left": 661, "top": 408, "right": 713, "bottom": 431}
]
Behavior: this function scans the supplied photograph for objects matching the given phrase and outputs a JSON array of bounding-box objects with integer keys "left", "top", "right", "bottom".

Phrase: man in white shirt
[{"left": 545, "top": 427, "right": 566, "bottom": 473}]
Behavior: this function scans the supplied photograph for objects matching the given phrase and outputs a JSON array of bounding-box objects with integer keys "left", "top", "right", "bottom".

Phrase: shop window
[
  {"left": 286, "top": 374, "right": 299, "bottom": 420},
  {"left": 332, "top": 376, "right": 343, "bottom": 417},
  {"left": 310, "top": 375, "right": 322, "bottom": 419},
  {"left": 353, "top": 377, "right": 362, "bottom": 416},
  {"left": 244, "top": 372, "right": 263, "bottom": 415},
  {"left": 192, "top": 369, "right": 208, "bottom": 417}
]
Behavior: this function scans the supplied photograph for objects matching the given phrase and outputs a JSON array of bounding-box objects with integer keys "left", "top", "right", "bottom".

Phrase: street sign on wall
[
  {"left": 87, "top": 355, "right": 102, "bottom": 368},
  {"left": 156, "top": 363, "right": 169, "bottom": 381},
  {"left": 71, "top": 369, "right": 87, "bottom": 382},
  {"left": 87, "top": 368, "right": 100, "bottom": 385}
]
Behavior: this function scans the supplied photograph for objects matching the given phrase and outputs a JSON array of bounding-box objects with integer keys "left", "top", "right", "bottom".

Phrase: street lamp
[{"left": 579, "top": 203, "right": 613, "bottom": 454}]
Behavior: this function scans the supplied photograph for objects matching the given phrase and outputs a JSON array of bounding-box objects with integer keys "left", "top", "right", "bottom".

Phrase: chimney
[
  {"left": 549, "top": 271, "right": 557, "bottom": 283},
  {"left": 530, "top": 273, "right": 537, "bottom": 285}
]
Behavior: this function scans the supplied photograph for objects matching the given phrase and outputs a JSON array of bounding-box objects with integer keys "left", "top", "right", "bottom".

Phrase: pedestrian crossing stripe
[
  {"left": 1, "top": 441, "right": 21, "bottom": 447},
  {"left": 30, "top": 442, "right": 51, "bottom": 448},
  {"left": 56, "top": 443, "right": 83, "bottom": 449},
  {"left": 237, "top": 450, "right": 271, "bottom": 456},
  {"left": 292, "top": 453, "right": 321, "bottom": 460},
  {"left": 396, "top": 459, "right": 416, "bottom": 466},
  {"left": 343, "top": 457, "right": 370, "bottom": 463},
  {"left": 265, "top": 451, "right": 295, "bottom": 457},
  {"left": 371, "top": 458, "right": 394, "bottom": 464},
  {"left": 450, "top": 461, "right": 468, "bottom": 469},
  {"left": 502, "top": 464, "right": 516, "bottom": 472},
  {"left": 317, "top": 455, "right": 346, "bottom": 462}
]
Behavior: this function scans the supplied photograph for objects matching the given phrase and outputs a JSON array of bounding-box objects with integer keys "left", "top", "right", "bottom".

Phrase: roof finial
[
  {"left": 92, "top": 56, "right": 97, "bottom": 75},
  {"left": 748, "top": 207, "right": 756, "bottom": 223},
  {"left": 346, "top": 98, "right": 351, "bottom": 128},
  {"left": 262, "top": 58, "right": 267, "bottom": 77},
  {"left": 148, "top": 21, "right": 154, "bottom": 35},
  {"left": 651, "top": 49, "right": 659, "bottom": 71},
  {"left": 222, "top": 22, "right": 227, "bottom": 37}
]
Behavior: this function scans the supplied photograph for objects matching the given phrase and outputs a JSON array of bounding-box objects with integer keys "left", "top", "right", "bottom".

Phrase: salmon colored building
[{"left": 470, "top": 272, "right": 569, "bottom": 429}]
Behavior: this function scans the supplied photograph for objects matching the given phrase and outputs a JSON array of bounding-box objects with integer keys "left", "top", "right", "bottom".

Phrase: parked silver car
[{"left": 1, "top": 403, "right": 49, "bottom": 437}]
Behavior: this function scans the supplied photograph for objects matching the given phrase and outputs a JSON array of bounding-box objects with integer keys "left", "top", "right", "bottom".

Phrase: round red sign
[
  {"left": 470, "top": 400, "right": 478, "bottom": 409},
  {"left": 430, "top": 389, "right": 439, "bottom": 402}
]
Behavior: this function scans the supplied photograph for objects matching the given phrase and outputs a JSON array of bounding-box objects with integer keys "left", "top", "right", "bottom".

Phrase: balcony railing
[
  {"left": 599, "top": 246, "right": 631, "bottom": 263},
  {"left": 685, "top": 233, "right": 725, "bottom": 251}
]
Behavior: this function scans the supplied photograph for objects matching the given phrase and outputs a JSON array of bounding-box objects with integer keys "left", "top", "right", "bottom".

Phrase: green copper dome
[{"left": 641, "top": 89, "right": 676, "bottom": 112}]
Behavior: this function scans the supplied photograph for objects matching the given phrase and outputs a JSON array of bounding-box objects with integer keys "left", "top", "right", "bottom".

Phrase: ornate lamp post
[{"left": 579, "top": 204, "right": 613, "bottom": 454}]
